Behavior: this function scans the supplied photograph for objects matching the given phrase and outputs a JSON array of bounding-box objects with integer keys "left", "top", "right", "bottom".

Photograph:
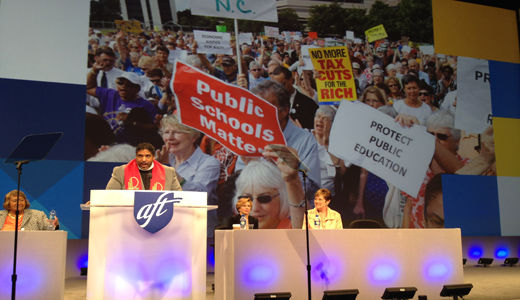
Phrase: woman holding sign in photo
[
  {"left": 400, "top": 109, "right": 467, "bottom": 228},
  {"left": 233, "top": 157, "right": 306, "bottom": 229},
  {"left": 353, "top": 87, "right": 390, "bottom": 224}
]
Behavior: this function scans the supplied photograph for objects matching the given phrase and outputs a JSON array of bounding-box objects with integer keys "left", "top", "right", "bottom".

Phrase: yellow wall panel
[
  {"left": 433, "top": 0, "right": 520, "bottom": 63},
  {"left": 493, "top": 117, "right": 520, "bottom": 176}
]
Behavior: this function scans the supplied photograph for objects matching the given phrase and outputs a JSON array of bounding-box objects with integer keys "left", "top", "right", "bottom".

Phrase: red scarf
[{"left": 124, "top": 159, "right": 166, "bottom": 190}]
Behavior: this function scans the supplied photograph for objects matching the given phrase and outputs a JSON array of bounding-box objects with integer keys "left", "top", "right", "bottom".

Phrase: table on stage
[
  {"left": 0, "top": 231, "right": 67, "bottom": 300},
  {"left": 215, "top": 228, "right": 463, "bottom": 300},
  {"left": 86, "top": 190, "right": 212, "bottom": 300}
]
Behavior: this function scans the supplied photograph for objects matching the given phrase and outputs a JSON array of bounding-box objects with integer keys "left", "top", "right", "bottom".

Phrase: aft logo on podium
[{"left": 134, "top": 191, "right": 181, "bottom": 233}]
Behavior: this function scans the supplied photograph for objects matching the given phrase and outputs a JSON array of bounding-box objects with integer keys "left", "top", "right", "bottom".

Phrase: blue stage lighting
[
  {"left": 495, "top": 248, "right": 509, "bottom": 259},
  {"left": 370, "top": 262, "right": 399, "bottom": 284},
  {"left": 468, "top": 246, "right": 483, "bottom": 259}
]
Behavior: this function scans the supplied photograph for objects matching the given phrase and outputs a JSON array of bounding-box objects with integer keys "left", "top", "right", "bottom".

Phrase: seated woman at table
[
  {"left": 1, "top": 190, "right": 59, "bottom": 231},
  {"left": 222, "top": 196, "right": 259, "bottom": 229},
  {"left": 303, "top": 188, "right": 342, "bottom": 229}
]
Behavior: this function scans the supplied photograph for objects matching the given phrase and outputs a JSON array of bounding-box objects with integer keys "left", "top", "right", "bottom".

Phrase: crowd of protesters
[{"left": 85, "top": 27, "right": 495, "bottom": 230}]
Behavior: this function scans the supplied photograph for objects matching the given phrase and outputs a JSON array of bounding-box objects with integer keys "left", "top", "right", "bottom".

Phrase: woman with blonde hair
[
  {"left": 385, "top": 77, "right": 404, "bottom": 104},
  {"left": 1, "top": 190, "right": 59, "bottom": 231},
  {"left": 222, "top": 196, "right": 259, "bottom": 229}
]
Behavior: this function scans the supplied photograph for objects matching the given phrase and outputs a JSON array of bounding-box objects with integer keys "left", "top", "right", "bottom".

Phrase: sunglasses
[
  {"left": 428, "top": 131, "right": 450, "bottom": 141},
  {"left": 238, "top": 193, "right": 279, "bottom": 204},
  {"left": 419, "top": 92, "right": 430, "bottom": 96}
]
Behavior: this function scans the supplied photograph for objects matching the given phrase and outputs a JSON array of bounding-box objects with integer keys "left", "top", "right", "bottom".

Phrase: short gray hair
[
  {"left": 251, "top": 80, "right": 290, "bottom": 109},
  {"left": 160, "top": 114, "right": 201, "bottom": 140},
  {"left": 315, "top": 105, "right": 336, "bottom": 120},
  {"left": 426, "top": 109, "right": 461, "bottom": 141},
  {"left": 185, "top": 54, "right": 203, "bottom": 69},
  {"left": 249, "top": 60, "right": 260, "bottom": 70}
]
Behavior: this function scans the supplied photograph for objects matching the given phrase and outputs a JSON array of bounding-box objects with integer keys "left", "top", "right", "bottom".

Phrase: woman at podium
[
  {"left": 1, "top": 190, "right": 59, "bottom": 231},
  {"left": 303, "top": 188, "right": 343, "bottom": 229}
]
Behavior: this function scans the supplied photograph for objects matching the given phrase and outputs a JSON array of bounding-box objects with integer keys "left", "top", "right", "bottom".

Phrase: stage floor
[{"left": 64, "top": 265, "right": 520, "bottom": 300}]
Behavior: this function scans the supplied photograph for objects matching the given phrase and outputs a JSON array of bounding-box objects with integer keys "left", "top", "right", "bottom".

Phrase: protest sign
[
  {"left": 168, "top": 49, "right": 188, "bottom": 64},
  {"left": 282, "top": 31, "right": 302, "bottom": 42},
  {"left": 238, "top": 32, "right": 253, "bottom": 45},
  {"left": 401, "top": 45, "right": 411, "bottom": 54},
  {"left": 301, "top": 45, "right": 319, "bottom": 71},
  {"left": 329, "top": 101, "right": 435, "bottom": 197},
  {"left": 324, "top": 38, "right": 336, "bottom": 47},
  {"left": 171, "top": 61, "right": 286, "bottom": 156},
  {"left": 365, "top": 24, "right": 388, "bottom": 43},
  {"left": 264, "top": 26, "right": 279, "bottom": 38},
  {"left": 308, "top": 32, "right": 318, "bottom": 39},
  {"left": 114, "top": 20, "right": 143, "bottom": 33},
  {"left": 309, "top": 46, "right": 357, "bottom": 102},
  {"left": 455, "top": 56, "right": 492, "bottom": 133},
  {"left": 419, "top": 45, "right": 435, "bottom": 55},
  {"left": 346, "top": 30, "right": 355, "bottom": 41},
  {"left": 354, "top": 38, "right": 363, "bottom": 44},
  {"left": 193, "top": 30, "right": 232, "bottom": 55},
  {"left": 191, "top": 0, "right": 278, "bottom": 22},
  {"left": 216, "top": 25, "right": 227, "bottom": 32}
]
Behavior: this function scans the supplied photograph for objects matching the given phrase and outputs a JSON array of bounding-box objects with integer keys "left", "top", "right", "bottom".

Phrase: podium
[
  {"left": 86, "top": 190, "right": 213, "bottom": 300},
  {"left": 0, "top": 231, "right": 67, "bottom": 300}
]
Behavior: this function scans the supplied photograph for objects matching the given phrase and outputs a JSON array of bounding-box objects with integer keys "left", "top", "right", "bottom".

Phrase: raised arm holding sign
[{"left": 171, "top": 61, "right": 286, "bottom": 157}]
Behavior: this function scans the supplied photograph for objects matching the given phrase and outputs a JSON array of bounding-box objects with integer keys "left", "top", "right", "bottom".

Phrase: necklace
[{"left": 7, "top": 213, "right": 23, "bottom": 219}]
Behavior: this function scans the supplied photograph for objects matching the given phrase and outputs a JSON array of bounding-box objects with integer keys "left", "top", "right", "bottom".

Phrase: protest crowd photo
[{"left": 85, "top": 0, "right": 496, "bottom": 234}]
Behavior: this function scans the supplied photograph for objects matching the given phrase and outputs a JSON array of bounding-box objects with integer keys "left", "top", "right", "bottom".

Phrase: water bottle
[
  {"left": 48, "top": 209, "right": 56, "bottom": 229},
  {"left": 240, "top": 214, "right": 247, "bottom": 230},
  {"left": 314, "top": 214, "right": 320, "bottom": 228}
]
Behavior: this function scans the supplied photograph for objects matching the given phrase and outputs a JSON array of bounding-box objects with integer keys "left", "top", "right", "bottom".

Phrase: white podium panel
[
  {"left": 0, "top": 231, "right": 67, "bottom": 300},
  {"left": 87, "top": 190, "right": 208, "bottom": 300},
  {"left": 216, "top": 229, "right": 463, "bottom": 300}
]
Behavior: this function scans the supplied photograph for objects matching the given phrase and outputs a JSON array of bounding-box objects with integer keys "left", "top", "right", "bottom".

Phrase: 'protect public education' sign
[
  {"left": 309, "top": 46, "right": 357, "bottom": 102},
  {"left": 329, "top": 101, "right": 435, "bottom": 197},
  {"left": 191, "top": 0, "right": 278, "bottom": 22},
  {"left": 455, "top": 56, "right": 492, "bottom": 134},
  {"left": 171, "top": 61, "right": 286, "bottom": 157}
]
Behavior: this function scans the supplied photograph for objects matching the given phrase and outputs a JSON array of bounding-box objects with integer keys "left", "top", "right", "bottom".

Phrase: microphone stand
[
  {"left": 299, "top": 169, "right": 311, "bottom": 300},
  {"left": 12, "top": 160, "right": 28, "bottom": 300}
]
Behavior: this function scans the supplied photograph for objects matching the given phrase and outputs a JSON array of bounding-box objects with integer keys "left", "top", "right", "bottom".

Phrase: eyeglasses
[
  {"left": 419, "top": 92, "right": 430, "bottom": 96},
  {"left": 428, "top": 131, "right": 450, "bottom": 141},
  {"left": 238, "top": 193, "right": 279, "bottom": 204},
  {"left": 162, "top": 129, "right": 191, "bottom": 135}
]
